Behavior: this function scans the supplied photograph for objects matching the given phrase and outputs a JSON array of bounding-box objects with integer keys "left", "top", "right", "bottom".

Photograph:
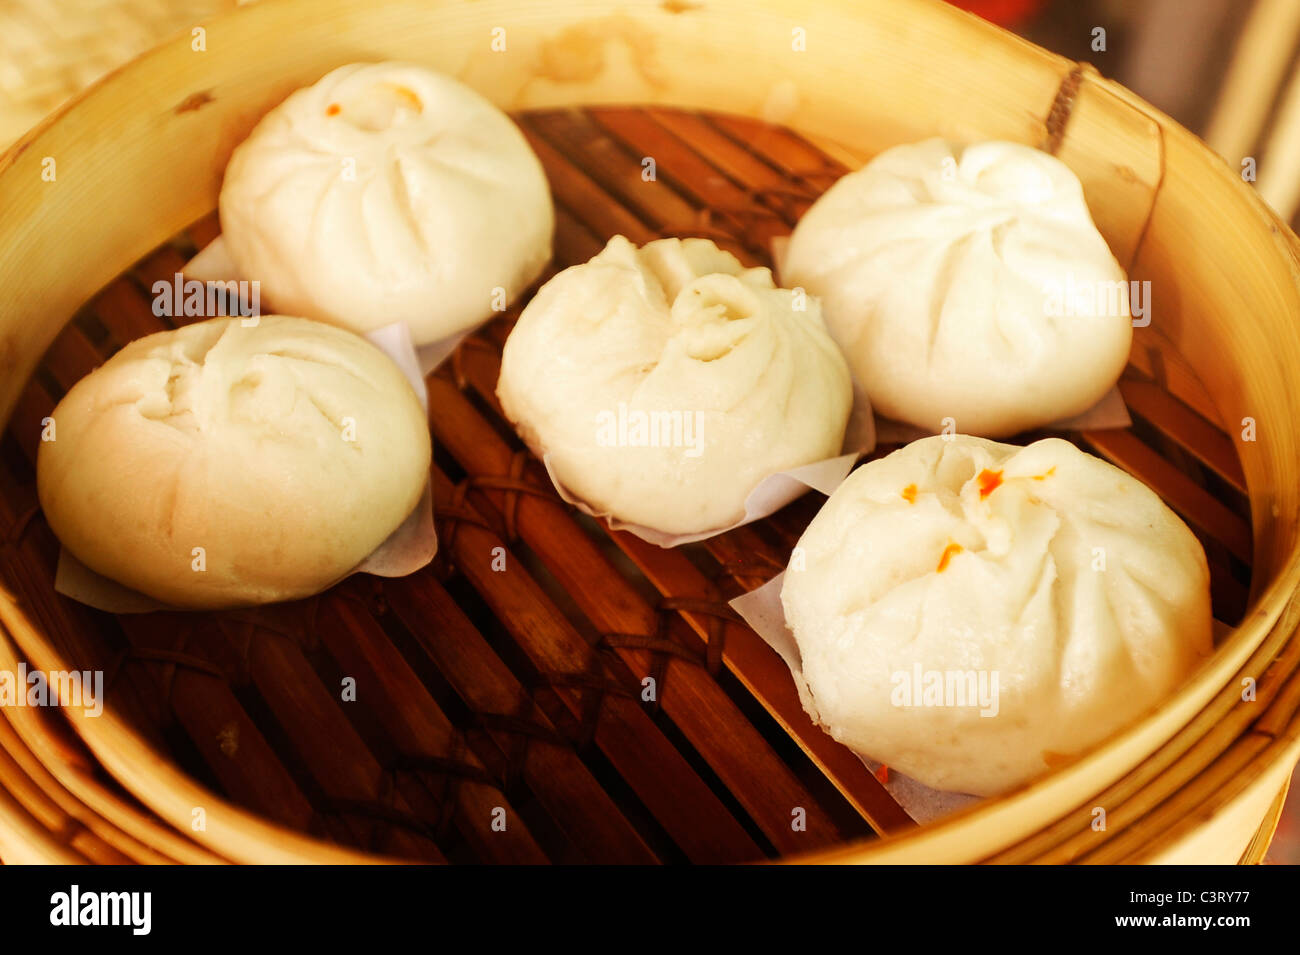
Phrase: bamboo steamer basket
[{"left": 0, "top": 0, "right": 1298, "bottom": 865}]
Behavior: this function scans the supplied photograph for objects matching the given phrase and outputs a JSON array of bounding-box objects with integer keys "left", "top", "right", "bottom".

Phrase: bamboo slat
[
  {"left": 1117, "top": 377, "right": 1246, "bottom": 494},
  {"left": 315, "top": 593, "right": 551, "bottom": 864},
  {"left": 381, "top": 573, "right": 660, "bottom": 863},
  {"left": 423, "top": 458, "right": 766, "bottom": 862}
]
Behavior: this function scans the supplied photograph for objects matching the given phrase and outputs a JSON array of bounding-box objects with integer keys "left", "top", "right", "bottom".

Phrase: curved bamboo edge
[
  {"left": 0, "top": 0, "right": 1296, "bottom": 864},
  {"left": 0, "top": 782, "right": 87, "bottom": 864},
  {"left": 0, "top": 739, "right": 121, "bottom": 863},
  {"left": 1144, "top": 736, "right": 1300, "bottom": 864},
  {"left": 0, "top": 625, "right": 225, "bottom": 864},
  {"left": 1239, "top": 774, "right": 1291, "bottom": 864},
  {"left": 0, "top": 713, "right": 166, "bottom": 864},
  {"left": 0, "top": 596, "right": 406, "bottom": 864}
]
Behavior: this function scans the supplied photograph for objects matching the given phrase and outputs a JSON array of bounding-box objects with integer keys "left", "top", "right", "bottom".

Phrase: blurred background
[
  {"left": 0, "top": 0, "right": 1296, "bottom": 863},
  {"left": 961, "top": 0, "right": 1300, "bottom": 228},
  {"left": 3, "top": 0, "right": 1299, "bottom": 215}
]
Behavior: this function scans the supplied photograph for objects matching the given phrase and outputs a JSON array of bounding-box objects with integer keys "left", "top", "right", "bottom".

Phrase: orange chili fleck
[
  {"left": 393, "top": 85, "right": 423, "bottom": 111},
  {"left": 901, "top": 483, "right": 918, "bottom": 504},
  {"left": 1033, "top": 466, "right": 1057, "bottom": 481},
  {"left": 875, "top": 764, "right": 890, "bottom": 784},
  {"left": 936, "top": 541, "right": 963, "bottom": 573},
  {"left": 977, "top": 468, "right": 1003, "bottom": 499},
  {"left": 326, "top": 103, "right": 341, "bottom": 116}
]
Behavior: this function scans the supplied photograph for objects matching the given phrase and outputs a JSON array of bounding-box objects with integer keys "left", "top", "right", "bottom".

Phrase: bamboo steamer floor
[{"left": 0, "top": 107, "right": 1255, "bottom": 864}]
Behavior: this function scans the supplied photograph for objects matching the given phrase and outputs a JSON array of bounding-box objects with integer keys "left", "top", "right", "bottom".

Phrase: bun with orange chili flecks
[
  {"left": 780, "top": 434, "right": 1211, "bottom": 796},
  {"left": 219, "top": 62, "right": 554, "bottom": 346}
]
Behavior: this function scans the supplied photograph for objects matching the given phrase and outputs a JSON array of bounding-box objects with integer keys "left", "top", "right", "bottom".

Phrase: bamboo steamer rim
[
  {"left": 0, "top": 592, "right": 407, "bottom": 864},
  {"left": 0, "top": 0, "right": 1297, "bottom": 864},
  {"left": 0, "top": 715, "right": 176, "bottom": 864},
  {"left": 0, "top": 624, "right": 229, "bottom": 864}
]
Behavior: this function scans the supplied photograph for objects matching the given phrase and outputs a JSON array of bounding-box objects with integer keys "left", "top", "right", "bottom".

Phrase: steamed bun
[
  {"left": 783, "top": 139, "right": 1132, "bottom": 437},
  {"left": 219, "top": 62, "right": 554, "bottom": 345},
  {"left": 497, "top": 236, "right": 852, "bottom": 536},
  {"left": 37, "top": 316, "right": 431, "bottom": 609},
  {"left": 781, "top": 435, "right": 1211, "bottom": 796}
]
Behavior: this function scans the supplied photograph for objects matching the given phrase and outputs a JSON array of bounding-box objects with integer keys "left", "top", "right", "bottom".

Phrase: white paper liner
[
  {"left": 181, "top": 232, "right": 242, "bottom": 285},
  {"left": 534, "top": 376, "right": 878, "bottom": 549},
  {"left": 768, "top": 235, "right": 1133, "bottom": 441},
  {"left": 54, "top": 321, "right": 438, "bottom": 613},
  {"left": 541, "top": 450, "right": 859, "bottom": 549},
  {"left": 729, "top": 571, "right": 982, "bottom": 824},
  {"left": 182, "top": 235, "right": 473, "bottom": 376}
]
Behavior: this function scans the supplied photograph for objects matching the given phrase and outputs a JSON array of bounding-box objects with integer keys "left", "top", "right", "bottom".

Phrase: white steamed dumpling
[
  {"left": 219, "top": 62, "right": 554, "bottom": 345},
  {"left": 783, "top": 139, "right": 1133, "bottom": 437},
  {"left": 497, "top": 236, "right": 853, "bottom": 536},
  {"left": 780, "top": 434, "right": 1211, "bottom": 796},
  {"left": 37, "top": 317, "right": 431, "bottom": 609}
]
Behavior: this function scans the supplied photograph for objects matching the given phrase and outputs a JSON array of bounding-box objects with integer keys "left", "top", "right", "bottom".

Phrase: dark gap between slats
[
  {"left": 444, "top": 372, "right": 526, "bottom": 453},
  {"left": 644, "top": 692, "right": 778, "bottom": 860},
  {"left": 71, "top": 309, "right": 114, "bottom": 350},
  {"left": 438, "top": 573, "right": 542, "bottom": 690}
]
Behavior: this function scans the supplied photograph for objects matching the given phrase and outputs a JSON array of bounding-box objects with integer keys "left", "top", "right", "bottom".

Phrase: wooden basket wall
[{"left": 1, "top": 0, "right": 1299, "bottom": 864}]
